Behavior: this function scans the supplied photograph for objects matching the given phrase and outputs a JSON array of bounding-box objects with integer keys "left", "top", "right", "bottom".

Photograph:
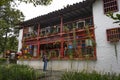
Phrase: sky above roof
[{"left": 17, "top": 0, "right": 83, "bottom": 20}]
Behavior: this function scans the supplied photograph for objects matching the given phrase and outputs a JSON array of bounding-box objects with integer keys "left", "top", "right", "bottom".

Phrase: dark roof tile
[{"left": 19, "top": 0, "right": 96, "bottom": 27}]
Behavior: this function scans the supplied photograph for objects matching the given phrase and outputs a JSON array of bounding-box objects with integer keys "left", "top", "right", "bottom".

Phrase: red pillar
[
  {"left": 60, "top": 38, "right": 64, "bottom": 58},
  {"left": 60, "top": 16, "right": 64, "bottom": 58},
  {"left": 37, "top": 24, "right": 40, "bottom": 58},
  {"left": 60, "top": 16, "right": 63, "bottom": 35}
]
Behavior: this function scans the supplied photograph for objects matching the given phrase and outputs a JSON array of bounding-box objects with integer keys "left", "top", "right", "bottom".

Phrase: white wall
[
  {"left": 92, "top": 0, "right": 120, "bottom": 73},
  {"left": 17, "top": 60, "right": 100, "bottom": 72},
  {"left": 18, "top": 29, "right": 23, "bottom": 52}
]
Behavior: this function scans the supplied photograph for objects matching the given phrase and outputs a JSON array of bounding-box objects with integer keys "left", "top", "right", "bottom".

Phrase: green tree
[
  {"left": 0, "top": 1, "right": 24, "bottom": 54},
  {"left": 0, "top": 0, "right": 53, "bottom": 55},
  {"left": 18, "top": 0, "right": 52, "bottom": 6},
  {"left": 0, "top": 0, "right": 52, "bottom": 6}
]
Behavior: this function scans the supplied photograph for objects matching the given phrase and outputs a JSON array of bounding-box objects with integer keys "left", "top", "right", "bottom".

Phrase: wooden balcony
[{"left": 21, "top": 17, "right": 96, "bottom": 60}]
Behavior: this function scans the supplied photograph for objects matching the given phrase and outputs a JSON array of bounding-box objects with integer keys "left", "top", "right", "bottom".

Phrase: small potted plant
[
  {"left": 40, "top": 33, "right": 44, "bottom": 37},
  {"left": 49, "top": 50, "right": 56, "bottom": 58},
  {"left": 63, "top": 26, "right": 69, "bottom": 33}
]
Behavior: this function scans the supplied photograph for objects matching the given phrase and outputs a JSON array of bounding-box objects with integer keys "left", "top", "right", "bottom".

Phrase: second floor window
[
  {"left": 103, "top": 0, "right": 118, "bottom": 13},
  {"left": 106, "top": 27, "right": 120, "bottom": 42}
]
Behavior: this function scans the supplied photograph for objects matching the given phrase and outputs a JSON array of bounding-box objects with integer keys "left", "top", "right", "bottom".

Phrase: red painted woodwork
[
  {"left": 25, "top": 40, "right": 37, "bottom": 45},
  {"left": 37, "top": 24, "right": 40, "bottom": 57},
  {"left": 23, "top": 27, "right": 29, "bottom": 33},
  {"left": 103, "top": 0, "right": 118, "bottom": 13},
  {"left": 22, "top": 17, "right": 96, "bottom": 60},
  {"left": 106, "top": 27, "right": 120, "bottom": 42},
  {"left": 60, "top": 38, "right": 64, "bottom": 58},
  {"left": 60, "top": 16, "right": 63, "bottom": 35}
]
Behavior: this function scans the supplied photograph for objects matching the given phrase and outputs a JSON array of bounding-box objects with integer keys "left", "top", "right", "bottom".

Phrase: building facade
[{"left": 18, "top": 0, "right": 120, "bottom": 73}]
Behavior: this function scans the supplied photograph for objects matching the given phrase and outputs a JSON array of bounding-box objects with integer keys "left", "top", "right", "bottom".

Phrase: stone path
[{"left": 38, "top": 70, "right": 64, "bottom": 80}]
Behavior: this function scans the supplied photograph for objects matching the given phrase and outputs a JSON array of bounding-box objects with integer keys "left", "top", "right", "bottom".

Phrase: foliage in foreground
[
  {"left": 0, "top": 58, "right": 6, "bottom": 64},
  {"left": 0, "top": 0, "right": 52, "bottom": 6},
  {"left": 0, "top": 64, "right": 39, "bottom": 80},
  {"left": 61, "top": 71, "right": 120, "bottom": 80}
]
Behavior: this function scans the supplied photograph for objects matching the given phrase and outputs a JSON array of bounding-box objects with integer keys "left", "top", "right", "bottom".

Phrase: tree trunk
[{"left": 3, "top": 30, "right": 8, "bottom": 57}]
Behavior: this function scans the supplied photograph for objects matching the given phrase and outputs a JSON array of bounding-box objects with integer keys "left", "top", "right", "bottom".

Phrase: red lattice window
[
  {"left": 106, "top": 27, "right": 120, "bottom": 42},
  {"left": 103, "top": 0, "right": 118, "bottom": 13}
]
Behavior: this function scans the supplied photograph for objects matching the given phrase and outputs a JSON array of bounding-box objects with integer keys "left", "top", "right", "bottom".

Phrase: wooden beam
[{"left": 37, "top": 24, "right": 40, "bottom": 57}]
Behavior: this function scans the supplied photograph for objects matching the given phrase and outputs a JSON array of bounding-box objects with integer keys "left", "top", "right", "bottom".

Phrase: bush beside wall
[
  {"left": 61, "top": 71, "right": 120, "bottom": 80},
  {"left": 0, "top": 64, "right": 39, "bottom": 80}
]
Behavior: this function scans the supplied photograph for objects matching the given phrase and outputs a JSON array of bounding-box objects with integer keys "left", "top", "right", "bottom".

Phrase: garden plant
[
  {"left": 0, "top": 64, "right": 40, "bottom": 80},
  {"left": 61, "top": 70, "right": 120, "bottom": 80}
]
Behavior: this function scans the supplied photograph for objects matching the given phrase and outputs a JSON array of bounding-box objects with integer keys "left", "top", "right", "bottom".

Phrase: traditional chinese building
[{"left": 18, "top": 0, "right": 120, "bottom": 73}]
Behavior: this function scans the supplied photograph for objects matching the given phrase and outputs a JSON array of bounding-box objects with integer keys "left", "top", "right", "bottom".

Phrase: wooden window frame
[
  {"left": 77, "top": 20, "right": 85, "bottom": 29},
  {"left": 103, "top": 0, "right": 118, "bottom": 13},
  {"left": 23, "top": 27, "right": 28, "bottom": 33},
  {"left": 106, "top": 27, "right": 120, "bottom": 42}
]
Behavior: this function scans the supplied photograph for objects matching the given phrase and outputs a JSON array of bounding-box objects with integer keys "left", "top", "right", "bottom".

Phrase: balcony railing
[
  {"left": 23, "top": 17, "right": 94, "bottom": 41},
  {"left": 23, "top": 31, "right": 37, "bottom": 40}
]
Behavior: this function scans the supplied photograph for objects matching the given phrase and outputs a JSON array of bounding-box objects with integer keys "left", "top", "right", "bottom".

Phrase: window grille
[
  {"left": 106, "top": 27, "right": 120, "bottom": 42},
  {"left": 103, "top": 0, "right": 118, "bottom": 13}
]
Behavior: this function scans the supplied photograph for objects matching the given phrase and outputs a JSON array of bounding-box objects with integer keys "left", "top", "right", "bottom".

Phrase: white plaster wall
[
  {"left": 18, "top": 29, "right": 23, "bottom": 52},
  {"left": 18, "top": 59, "right": 111, "bottom": 73},
  {"left": 17, "top": 57, "right": 120, "bottom": 73},
  {"left": 92, "top": 0, "right": 120, "bottom": 73},
  {"left": 17, "top": 60, "right": 98, "bottom": 72},
  {"left": 17, "top": 60, "right": 43, "bottom": 69}
]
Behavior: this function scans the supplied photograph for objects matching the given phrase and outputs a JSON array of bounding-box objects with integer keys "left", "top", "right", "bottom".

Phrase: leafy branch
[{"left": 106, "top": 12, "right": 120, "bottom": 25}]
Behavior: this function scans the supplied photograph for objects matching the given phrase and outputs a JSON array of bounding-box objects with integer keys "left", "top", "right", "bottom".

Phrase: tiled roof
[{"left": 19, "top": 0, "right": 96, "bottom": 27}]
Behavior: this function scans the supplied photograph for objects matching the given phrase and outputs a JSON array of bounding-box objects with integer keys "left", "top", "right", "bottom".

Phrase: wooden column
[
  {"left": 93, "top": 29, "right": 97, "bottom": 59},
  {"left": 60, "top": 16, "right": 64, "bottom": 57},
  {"left": 60, "top": 16, "right": 63, "bottom": 35},
  {"left": 37, "top": 24, "right": 40, "bottom": 58}
]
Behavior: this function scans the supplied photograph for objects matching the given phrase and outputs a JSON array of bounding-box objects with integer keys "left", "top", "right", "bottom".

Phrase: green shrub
[
  {"left": 0, "top": 58, "right": 6, "bottom": 64},
  {"left": 61, "top": 71, "right": 120, "bottom": 80},
  {"left": 0, "top": 64, "right": 39, "bottom": 80}
]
